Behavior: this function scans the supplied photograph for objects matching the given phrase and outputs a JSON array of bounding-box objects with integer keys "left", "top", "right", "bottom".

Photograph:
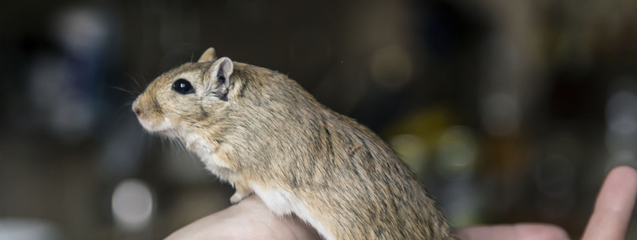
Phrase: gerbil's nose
[{"left": 132, "top": 103, "right": 142, "bottom": 116}]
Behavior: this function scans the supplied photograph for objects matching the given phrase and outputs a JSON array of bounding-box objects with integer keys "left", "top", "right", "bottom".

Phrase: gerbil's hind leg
[{"left": 230, "top": 183, "right": 252, "bottom": 204}]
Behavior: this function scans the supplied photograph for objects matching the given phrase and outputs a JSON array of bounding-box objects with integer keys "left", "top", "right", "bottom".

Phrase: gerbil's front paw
[
  {"left": 230, "top": 192, "right": 252, "bottom": 204},
  {"left": 230, "top": 183, "right": 252, "bottom": 204}
]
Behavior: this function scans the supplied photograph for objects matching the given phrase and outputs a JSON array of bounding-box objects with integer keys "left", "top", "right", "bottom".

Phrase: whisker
[
  {"left": 109, "top": 86, "right": 139, "bottom": 96},
  {"left": 121, "top": 71, "right": 145, "bottom": 92},
  {"left": 167, "top": 129, "right": 199, "bottom": 165}
]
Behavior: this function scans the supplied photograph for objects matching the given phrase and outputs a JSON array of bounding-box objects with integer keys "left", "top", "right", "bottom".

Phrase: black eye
[{"left": 172, "top": 79, "right": 195, "bottom": 94}]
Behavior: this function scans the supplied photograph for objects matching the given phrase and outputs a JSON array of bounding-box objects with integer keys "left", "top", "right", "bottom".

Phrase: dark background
[{"left": 1, "top": 0, "right": 637, "bottom": 239}]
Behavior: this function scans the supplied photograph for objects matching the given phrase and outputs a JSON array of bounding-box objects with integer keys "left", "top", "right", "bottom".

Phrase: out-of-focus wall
[{"left": 1, "top": 0, "right": 636, "bottom": 239}]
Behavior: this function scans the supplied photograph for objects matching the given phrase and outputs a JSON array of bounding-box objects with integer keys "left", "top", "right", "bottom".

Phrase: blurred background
[{"left": 1, "top": 0, "right": 637, "bottom": 239}]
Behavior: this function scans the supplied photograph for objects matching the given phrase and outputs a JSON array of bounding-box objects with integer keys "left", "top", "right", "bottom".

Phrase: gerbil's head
[{"left": 132, "top": 48, "right": 237, "bottom": 137}]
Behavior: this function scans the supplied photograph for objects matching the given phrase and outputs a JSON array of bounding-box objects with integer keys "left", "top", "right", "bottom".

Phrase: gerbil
[{"left": 132, "top": 48, "right": 457, "bottom": 240}]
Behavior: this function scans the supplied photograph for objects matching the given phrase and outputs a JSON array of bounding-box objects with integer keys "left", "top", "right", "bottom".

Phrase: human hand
[
  {"left": 457, "top": 166, "right": 637, "bottom": 240},
  {"left": 165, "top": 194, "right": 321, "bottom": 240},
  {"left": 166, "top": 166, "right": 637, "bottom": 240}
]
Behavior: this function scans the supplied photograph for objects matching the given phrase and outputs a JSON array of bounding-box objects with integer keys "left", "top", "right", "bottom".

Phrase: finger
[
  {"left": 582, "top": 166, "right": 637, "bottom": 240},
  {"left": 456, "top": 223, "right": 569, "bottom": 240},
  {"left": 165, "top": 195, "right": 321, "bottom": 240}
]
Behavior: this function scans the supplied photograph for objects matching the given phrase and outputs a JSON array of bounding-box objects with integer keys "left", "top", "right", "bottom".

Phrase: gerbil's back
[{"left": 319, "top": 110, "right": 456, "bottom": 239}]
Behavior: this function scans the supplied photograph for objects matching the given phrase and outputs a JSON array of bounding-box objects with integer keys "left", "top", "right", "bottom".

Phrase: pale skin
[{"left": 166, "top": 166, "right": 637, "bottom": 240}]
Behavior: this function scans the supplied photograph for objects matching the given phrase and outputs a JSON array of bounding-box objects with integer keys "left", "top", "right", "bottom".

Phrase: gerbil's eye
[{"left": 172, "top": 79, "right": 195, "bottom": 95}]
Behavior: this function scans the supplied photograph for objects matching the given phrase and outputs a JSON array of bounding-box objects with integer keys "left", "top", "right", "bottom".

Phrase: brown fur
[{"left": 132, "top": 48, "right": 457, "bottom": 240}]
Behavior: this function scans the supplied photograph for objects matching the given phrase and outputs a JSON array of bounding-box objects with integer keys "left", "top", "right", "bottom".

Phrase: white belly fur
[{"left": 249, "top": 183, "right": 336, "bottom": 240}]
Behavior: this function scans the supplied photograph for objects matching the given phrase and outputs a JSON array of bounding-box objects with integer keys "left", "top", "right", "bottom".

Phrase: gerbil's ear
[
  {"left": 208, "top": 57, "right": 234, "bottom": 101},
  {"left": 198, "top": 48, "right": 217, "bottom": 63}
]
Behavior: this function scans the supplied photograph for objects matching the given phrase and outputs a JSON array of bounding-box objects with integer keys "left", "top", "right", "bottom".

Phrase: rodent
[{"left": 132, "top": 47, "right": 457, "bottom": 240}]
